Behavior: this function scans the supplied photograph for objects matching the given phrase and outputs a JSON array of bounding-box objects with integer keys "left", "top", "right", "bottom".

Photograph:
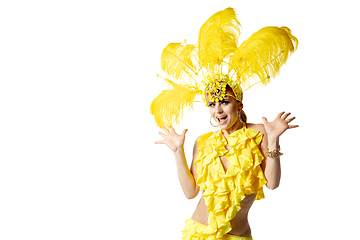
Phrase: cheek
[
  {"left": 209, "top": 108, "right": 215, "bottom": 116},
  {"left": 223, "top": 104, "right": 236, "bottom": 112},
  {"left": 226, "top": 105, "right": 239, "bottom": 117}
]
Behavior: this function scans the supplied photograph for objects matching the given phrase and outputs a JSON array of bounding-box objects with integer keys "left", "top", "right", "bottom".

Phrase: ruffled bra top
[{"left": 194, "top": 124, "right": 267, "bottom": 239}]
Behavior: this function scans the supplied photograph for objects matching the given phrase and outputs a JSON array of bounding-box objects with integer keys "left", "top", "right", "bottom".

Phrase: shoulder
[
  {"left": 246, "top": 123, "right": 266, "bottom": 135},
  {"left": 195, "top": 130, "right": 218, "bottom": 152},
  {"left": 197, "top": 131, "right": 215, "bottom": 142},
  {"left": 246, "top": 123, "right": 268, "bottom": 148}
]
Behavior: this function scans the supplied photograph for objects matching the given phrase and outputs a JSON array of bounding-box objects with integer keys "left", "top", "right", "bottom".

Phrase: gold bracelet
[{"left": 265, "top": 146, "right": 284, "bottom": 158}]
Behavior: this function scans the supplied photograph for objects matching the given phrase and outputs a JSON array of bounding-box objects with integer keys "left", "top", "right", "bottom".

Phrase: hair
[
  {"left": 239, "top": 109, "right": 247, "bottom": 123},
  {"left": 226, "top": 85, "right": 247, "bottom": 123}
]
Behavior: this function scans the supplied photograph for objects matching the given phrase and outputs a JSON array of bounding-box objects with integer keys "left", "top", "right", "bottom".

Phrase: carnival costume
[{"left": 150, "top": 7, "right": 298, "bottom": 240}]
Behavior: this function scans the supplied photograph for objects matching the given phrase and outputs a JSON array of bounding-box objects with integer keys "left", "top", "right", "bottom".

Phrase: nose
[{"left": 215, "top": 103, "right": 223, "bottom": 113}]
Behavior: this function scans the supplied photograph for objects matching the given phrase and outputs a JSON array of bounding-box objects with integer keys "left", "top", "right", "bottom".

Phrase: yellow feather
[
  {"left": 229, "top": 26, "right": 298, "bottom": 89},
  {"left": 151, "top": 8, "right": 298, "bottom": 128},
  {"left": 198, "top": 7, "right": 241, "bottom": 71},
  {"left": 161, "top": 42, "right": 197, "bottom": 82},
  {"left": 150, "top": 79, "right": 198, "bottom": 128}
]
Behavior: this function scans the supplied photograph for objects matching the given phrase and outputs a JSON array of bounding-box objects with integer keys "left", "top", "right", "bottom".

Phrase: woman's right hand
[{"left": 155, "top": 127, "right": 188, "bottom": 152}]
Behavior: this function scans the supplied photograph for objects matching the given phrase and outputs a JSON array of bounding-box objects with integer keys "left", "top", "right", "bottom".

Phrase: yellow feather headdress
[{"left": 150, "top": 7, "right": 298, "bottom": 128}]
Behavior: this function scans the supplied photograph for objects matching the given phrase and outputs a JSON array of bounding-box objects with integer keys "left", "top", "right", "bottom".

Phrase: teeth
[{"left": 217, "top": 116, "right": 227, "bottom": 121}]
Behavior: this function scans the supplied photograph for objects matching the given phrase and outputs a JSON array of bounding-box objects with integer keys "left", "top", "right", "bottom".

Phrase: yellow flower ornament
[{"left": 205, "top": 74, "right": 243, "bottom": 104}]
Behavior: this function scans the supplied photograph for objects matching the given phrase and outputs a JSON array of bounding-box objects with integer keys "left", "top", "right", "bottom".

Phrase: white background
[{"left": 0, "top": 0, "right": 359, "bottom": 239}]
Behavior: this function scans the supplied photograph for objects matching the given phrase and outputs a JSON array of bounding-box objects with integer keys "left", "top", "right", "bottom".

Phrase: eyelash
[{"left": 208, "top": 101, "right": 230, "bottom": 107}]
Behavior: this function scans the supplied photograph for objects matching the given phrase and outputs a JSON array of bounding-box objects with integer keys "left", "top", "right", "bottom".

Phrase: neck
[{"left": 221, "top": 119, "right": 243, "bottom": 138}]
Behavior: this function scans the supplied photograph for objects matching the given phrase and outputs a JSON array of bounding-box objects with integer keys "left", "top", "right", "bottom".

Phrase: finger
[
  {"left": 169, "top": 126, "right": 175, "bottom": 133},
  {"left": 181, "top": 129, "right": 188, "bottom": 136},
  {"left": 155, "top": 140, "right": 165, "bottom": 144},
  {"left": 286, "top": 117, "right": 296, "bottom": 123},
  {"left": 262, "top": 117, "right": 269, "bottom": 124},
  {"left": 283, "top": 112, "right": 291, "bottom": 120},
  {"left": 277, "top": 112, "right": 285, "bottom": 118},
  {"left": 288, "top": 125, "right": 299, "bottom": 129},
  {"left": 158, "top": 132, "right": 167, "bottom": 138},
  {"left": 162, "top": 127, "right": 170, "bottom": 134}
]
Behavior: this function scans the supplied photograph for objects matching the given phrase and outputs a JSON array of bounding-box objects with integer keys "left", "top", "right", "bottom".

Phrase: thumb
[
  {"left": 181, "top": 129, "right": 188, "bottom": 136},
  {"left": 262, "top": 117, "right": 269, "bottom": 124}
]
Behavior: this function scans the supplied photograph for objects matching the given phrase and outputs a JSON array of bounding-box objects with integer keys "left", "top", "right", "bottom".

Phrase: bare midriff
[{"left": 191, "top": 193, "right": 256, "bottom": 237}]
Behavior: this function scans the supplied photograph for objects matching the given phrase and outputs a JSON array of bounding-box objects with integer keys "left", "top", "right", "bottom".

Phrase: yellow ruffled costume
[
  {"left": 149, "top": 7, "right": 298, "bottom": 239},
  {"left": 182, "top": 124, "right": 266, "bottom": 240}
]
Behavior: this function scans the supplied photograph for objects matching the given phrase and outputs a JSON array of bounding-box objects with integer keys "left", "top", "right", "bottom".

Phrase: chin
[
  {"left": 218, "top": 119, "right": 239, "bottom": 131},
  {"left": 218, "top": 122, "right": 233, "bottom": 130},
  {"left": 218, "top": 124, "right": 229, "bottom": 130}
]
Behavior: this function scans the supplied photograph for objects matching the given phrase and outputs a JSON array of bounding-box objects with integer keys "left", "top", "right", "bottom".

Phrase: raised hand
[
  {"left": 155, "top": 127, "right": 188, "bottom": 152},
  {"left": 262, "top": 112, "right": 298, "bottom": 140}
]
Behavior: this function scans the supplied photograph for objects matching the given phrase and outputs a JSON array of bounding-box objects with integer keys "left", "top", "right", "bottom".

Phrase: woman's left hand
[{"left": 262, "top": 112, "right": 299, "bottom": 140}]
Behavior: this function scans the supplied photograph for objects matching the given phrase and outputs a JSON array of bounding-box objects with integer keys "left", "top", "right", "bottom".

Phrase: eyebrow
[{"left": 207, "top": 98, "right": 230, "bottom": 104}]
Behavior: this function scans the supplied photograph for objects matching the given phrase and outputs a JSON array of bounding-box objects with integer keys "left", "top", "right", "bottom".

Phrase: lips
[{"left": 216, "top": 116, "right": 228, "bottom": 124}]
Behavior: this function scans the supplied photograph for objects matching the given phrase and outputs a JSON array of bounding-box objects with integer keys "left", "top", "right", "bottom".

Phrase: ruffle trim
[
  {"left": 194, "top": 125, "right": 267, "bottom": 238},
  {"left": 182, "top": 218, "right": 214, "bottom": 240},
  {"left": 182, "top": 218, "right": 254, "bottom": 240}
]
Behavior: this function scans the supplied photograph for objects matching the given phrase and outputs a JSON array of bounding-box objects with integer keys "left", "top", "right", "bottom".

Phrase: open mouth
[{"left": 216, "top": 116, "right": 228, "bottom": 124}]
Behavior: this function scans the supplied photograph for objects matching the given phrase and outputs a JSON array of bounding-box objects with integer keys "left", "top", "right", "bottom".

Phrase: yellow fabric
[
  {"left": 182, "top": 218, "right": 253, "bottom": 240},
  {"left": 193, "top": 124, "right": 266, "bottom": 239}
]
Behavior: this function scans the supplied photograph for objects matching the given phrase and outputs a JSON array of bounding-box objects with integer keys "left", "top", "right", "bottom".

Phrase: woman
[
  {"left": 150, "top": 7, "right": 298, "bottom": 240},
  {"left": 156, "top": 86, "right": 298, "bottom": 239}
]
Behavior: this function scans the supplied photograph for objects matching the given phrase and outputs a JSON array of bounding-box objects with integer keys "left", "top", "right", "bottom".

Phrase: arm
[
  {"left": 260, "top": 112, "right": 299, "bottom": 190},
  {"left": 155, "top": 127, "right": 200, "bottom": 199},
  {"left": 174, "top": 139, "right": 200, "bottom": 199},
  {"left": 259, "top": 133, "right": 281, "bottom": 190}
]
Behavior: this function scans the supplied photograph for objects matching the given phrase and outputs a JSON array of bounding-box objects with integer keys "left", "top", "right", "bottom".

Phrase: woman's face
[{"left": 208, "top": 88, "right": 242, "bottom": 130}]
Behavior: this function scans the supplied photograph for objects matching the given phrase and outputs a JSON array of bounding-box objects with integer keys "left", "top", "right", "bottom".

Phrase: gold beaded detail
[
  {"left": 205, "top": 74, "right": 242, "bottom": 104},
  {"left": 265, "top": 146, "right": 284, "bottom": 158}
]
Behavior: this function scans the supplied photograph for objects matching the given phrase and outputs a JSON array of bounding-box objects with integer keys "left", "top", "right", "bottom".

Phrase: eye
[
  {"left": 221, "top": 101, "right": 230, "bottom": 105},
  {"left": 208, "top": 102, "right": 215, "bottom": 107}
]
